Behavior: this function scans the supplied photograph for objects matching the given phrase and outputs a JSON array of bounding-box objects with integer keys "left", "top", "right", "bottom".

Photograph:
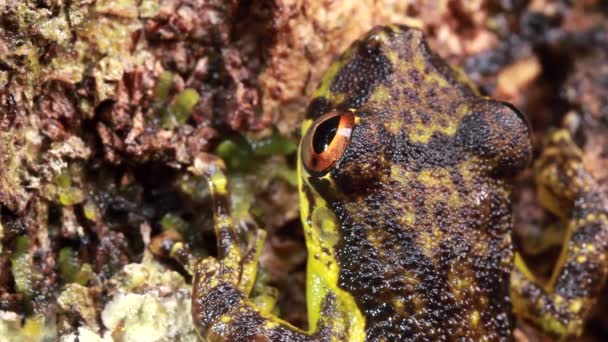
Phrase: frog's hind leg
[{"left": 511, "top": 130, "right": 608, "bottom": 339}]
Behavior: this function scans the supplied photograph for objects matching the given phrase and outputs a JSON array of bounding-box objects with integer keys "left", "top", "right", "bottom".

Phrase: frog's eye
[{"left": 302, "top": 111, "right": 355, "bottom": 174}]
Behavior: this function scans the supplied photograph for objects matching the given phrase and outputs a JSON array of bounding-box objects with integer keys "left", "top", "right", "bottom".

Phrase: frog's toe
[{"left": 238, "top": 228, "right": 267, "bottom": 294}]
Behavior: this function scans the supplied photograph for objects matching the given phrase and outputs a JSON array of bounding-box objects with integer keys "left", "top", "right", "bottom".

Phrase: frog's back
[{"left": 303, "top": 25, "right": 531, "bottom": 341}]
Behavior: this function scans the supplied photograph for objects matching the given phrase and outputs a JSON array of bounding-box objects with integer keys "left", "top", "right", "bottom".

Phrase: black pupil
[{"left": 312, "top": 116, "right": 340, "bottom": 154}]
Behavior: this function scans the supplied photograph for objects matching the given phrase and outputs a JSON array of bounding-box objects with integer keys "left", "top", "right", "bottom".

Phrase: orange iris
[{"left": 302, "top": 111, "right": 355, "bottom": 174}]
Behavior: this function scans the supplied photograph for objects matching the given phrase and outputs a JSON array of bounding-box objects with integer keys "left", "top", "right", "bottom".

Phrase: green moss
[
  {"left": 74, "top": 264, "right": 95, "bottom": 286},
  {"left": 11, "top": 236, "right": 33, "bottom": 297},
  {"left": 58, "top": 188, "right": 86, "bottom": 206},
  {"left": 0, "top": 125, "right": 40, "bottom": 213},
  {"left": 251, "top": 130, "right": 297, "bottom": 157},
  {"left": 56, "top": 171, "right": 72, "bottom": 189},
  {"left": 160, "top": 213, "right": 188, "bottom": 233},
  {"left": 0, "top": 312, "right": 23, "bottom": 340},
  {"left": 44, "top": 166, "right": 86, "bottom": 206},
  {"left": 78, "top": 16, "right": 141, "bottom": 57},
  {"left": 36, "top": 13, "right": 71, "bottom": 46},
  {"left": 44, "top": 43, "right": 87, "bottom": 84},
  {"left": 59, "top": 248, "right": 95, "bottom": 286},
  {"left": 59, "top": 248, "right": 80, "bottom": 284},
  {"left": 94, "top": 56, "right": 126, "bottom": 102},
  {"left": 139, "top": 0, "right": 160, "bottom": 18},
  {"left": 67, "top": 1, "right": 92, "bottom": 27},
  {"left": 154, "top": 71, "right": 174, "bottom": 103},
  {"left": 175, "top": 173, "right": 209, "bottom": 202},
  {"left": 214, "top": 130, "right": 297, "bottom": 173},
  {"left": 83, "top": 201, "right": 100, "bottom": 222},
  {"left": 22, "top": 315, "right": 44, "bottom": 340},
  {"left": 162, "top": 88, "right": 200, "bottom": 128},
  {"left": 215, "top": 137, "right": 254, "bottom": 171}
]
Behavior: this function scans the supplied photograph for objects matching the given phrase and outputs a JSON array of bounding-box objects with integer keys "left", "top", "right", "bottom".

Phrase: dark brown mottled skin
[
  {"left": 182, "top": 26, "right": 608, "bottom": 341},
  {"left": 303, "top": 25, "right": 530, "bottom": 341}
]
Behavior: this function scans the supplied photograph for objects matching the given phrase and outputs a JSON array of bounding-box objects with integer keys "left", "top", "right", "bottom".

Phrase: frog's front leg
[
  {"left": 511, "top": 130, "right": 608, "bottom": 338},
  {"left": 189, "top": 155, "right": 333, "bottom": 341}
]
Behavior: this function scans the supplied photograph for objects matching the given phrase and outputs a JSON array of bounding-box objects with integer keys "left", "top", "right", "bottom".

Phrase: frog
[{"left": 155, "top": 25, "right": 608, "bottom": 341}]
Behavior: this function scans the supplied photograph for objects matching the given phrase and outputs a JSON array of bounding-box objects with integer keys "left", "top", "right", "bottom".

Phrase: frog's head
[
  {"left": 298, "top": 27, "right": 533, "bottom": 336},
  {"left": 299, "top": 25, "right": 532, "bottom": 204}
]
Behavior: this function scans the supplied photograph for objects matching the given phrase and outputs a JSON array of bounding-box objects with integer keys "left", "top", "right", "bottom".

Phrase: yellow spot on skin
[
  {"left": 264, "top": 320, "right": 279, "bottom": 330},
  {"left": 407, "top": 117, "right": 458, "bottom": 143},
  {"left": 418, "top": 170, "right": 438, "bottom": 186},
  {"left": 473, "top": 241, "right": 488, "bottom": 255},
  {"left": 448, "top": 268, "right": 473, "bottom": 302},
  {"left": 170, "top": 242, "right": 184, "bottom": 258},
  {"left": 416, "top": 169, "right": 462, "bottom": 211},
  {"left": 390, "top": 164, "right": 410, "bottom": 184},
  {"left": 413, "top": 51, "right": 426, "bottom": 71},
  {"left": 400, "top": 211, "right": 415, "bottom": 225},
  {"left": 313, "top": 56, "right": 347, "bottom": 99},
  {"left": 413, "top": 296, "right": 425, "bottom": 313},
  {"left": 576, "top": 255, "right": 587, "bottom": 263},
  {"left": 393, "top": 300, "right": 405, "bottom": 315},
  {"left": 569, "top": 300, "right": 583, "bottom": 314},
  {"left": 211, "top": 173, "right": 228, "bottom": 195},
  {"left": 311, "top": 206, "right": 339, "bottom": 247},
  {"left": 385, "top": 120, "right": 403, "bottom": 134},
  {"left": 217, "top": 216, "right": 232, "bottom": 229},
  {"left": 370, "top": 86, "right": 389, "bottom": 103},
  {"left": 366, "top": 229, "right": 383, "bottom": 249},
  {"left": 385, "top": 48, "right": 400, "bottom": 65},
  {"left": 470, "top": 311, "right": 480, "bottom": 327},
  {"left": 417, "top": 230, "right": 439, "bottom": 258}
]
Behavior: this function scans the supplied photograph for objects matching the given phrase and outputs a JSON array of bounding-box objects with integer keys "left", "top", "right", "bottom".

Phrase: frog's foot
[
  {"left": 191, "top": 255, "right": 245, "bottom": 335},
  {"left": 188, "top": 155, "right": 322, "bottom": 341},
  {"left": 191, "top": 234, "right": 320, "bottom": 341},
  {"left": 512, "top": 129, "right": 608, "bottom": 339}
]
